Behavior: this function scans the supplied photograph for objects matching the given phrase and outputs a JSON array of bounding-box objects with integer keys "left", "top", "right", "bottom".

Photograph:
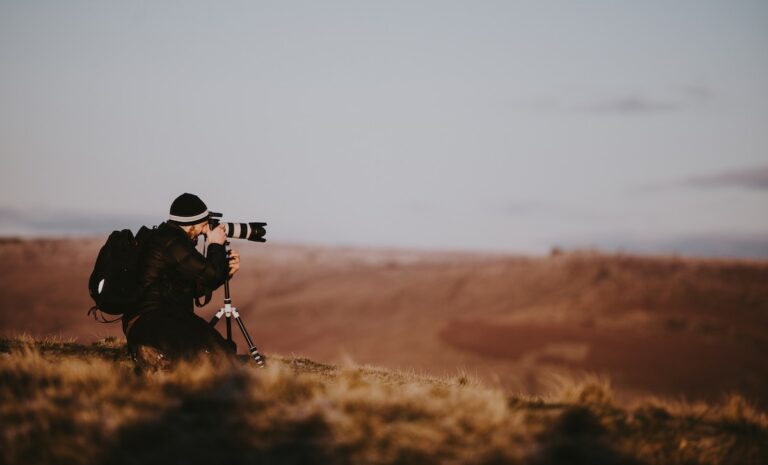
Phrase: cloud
[
  {"left": 501, "top": 200, "right": 545, "bottom": 215},
  {"left": 631, "top": 164, "right": 768, "bottom": 194},
  {"left": 683, "top": 165, "right": 768, "bottom": 190},
  {"left": 679, "top": 84, "right": 714, "bottom": 101},
  {"left": 586, "top": 84, "right": 714, "bottom": 115},
  {"left": 499, "top": 200, "right": 611, "bottom": 222},
  {"left": 587, "top": 96, "right": 683, "bottom": 114},
  {"left": 510, "top": 85, "right": 714, "bottom": 116}
]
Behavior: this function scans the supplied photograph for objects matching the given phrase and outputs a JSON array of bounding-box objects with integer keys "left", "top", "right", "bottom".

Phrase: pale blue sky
[{"left": 1, "top": 1, "right": 767, "bottom": 255}]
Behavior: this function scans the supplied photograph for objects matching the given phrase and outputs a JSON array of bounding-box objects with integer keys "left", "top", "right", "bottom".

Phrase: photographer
[{"left": 123, "top": 193, "right": 241, "bottom": 369}]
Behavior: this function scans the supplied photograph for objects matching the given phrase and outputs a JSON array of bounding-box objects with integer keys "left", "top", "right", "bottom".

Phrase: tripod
[{"left": 209, "top": 244, "right": 266, "bottom": 367}]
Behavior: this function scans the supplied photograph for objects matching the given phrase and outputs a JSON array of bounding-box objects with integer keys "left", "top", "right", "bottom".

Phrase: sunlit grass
[{"left": 1, "top": 337, "right": 766, "bottom": 465}]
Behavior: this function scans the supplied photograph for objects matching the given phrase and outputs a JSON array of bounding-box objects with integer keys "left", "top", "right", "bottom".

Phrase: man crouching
[{"left": 123, "top": 193, "right": 241, "bottom": 370}]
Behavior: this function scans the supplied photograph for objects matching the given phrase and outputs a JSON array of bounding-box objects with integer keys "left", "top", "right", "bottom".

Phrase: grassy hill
[
  {"left": 1, "top": 337, "right": 766, "bottom": 465},
  {"left": 3, "top": 239, "right": 768, "bottom": 408}
]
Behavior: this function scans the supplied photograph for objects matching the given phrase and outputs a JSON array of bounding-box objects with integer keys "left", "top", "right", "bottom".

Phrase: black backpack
[{"left": 88, "top": 226, "right": 154, "bottom": 320}]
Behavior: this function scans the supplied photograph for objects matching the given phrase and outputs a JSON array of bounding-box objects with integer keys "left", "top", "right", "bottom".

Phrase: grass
[{"left": 1, "top": 337, "right": 766, "bottom": 465}]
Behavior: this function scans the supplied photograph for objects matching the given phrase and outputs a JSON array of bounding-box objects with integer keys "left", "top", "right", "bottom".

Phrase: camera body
[{"left": 208, "top": 212, "right": 267, "bottom": 243}]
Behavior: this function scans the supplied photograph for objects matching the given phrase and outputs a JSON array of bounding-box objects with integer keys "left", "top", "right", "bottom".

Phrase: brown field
[{"left": 1, "top": 237, "right": 767, "bottom": 408}]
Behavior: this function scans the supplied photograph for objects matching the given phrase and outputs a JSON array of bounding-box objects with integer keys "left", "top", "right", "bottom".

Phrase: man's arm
[{"left": 167, "top": 240, "right": 229, "bottom": 291}]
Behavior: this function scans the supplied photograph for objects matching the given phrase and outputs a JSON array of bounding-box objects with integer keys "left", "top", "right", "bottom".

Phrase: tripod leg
[
  {"left": 209, "top": 308, "right": 224, "bottom": 327},
  {"left": 211, "top": 267, "right": 265, "bottom": 367},
  {"left": 232, "top": 309, "right": 266, "bottom": 367}
]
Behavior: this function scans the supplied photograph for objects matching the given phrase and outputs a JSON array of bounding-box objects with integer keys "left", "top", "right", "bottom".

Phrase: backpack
[{"left": 88, "top": 226, "right": 154, "bottom": 320}]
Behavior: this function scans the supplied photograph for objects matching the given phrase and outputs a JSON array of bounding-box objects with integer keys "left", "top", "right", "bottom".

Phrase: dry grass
[{"left": 1, "top": 338, "right": 766, "bottom": 465}]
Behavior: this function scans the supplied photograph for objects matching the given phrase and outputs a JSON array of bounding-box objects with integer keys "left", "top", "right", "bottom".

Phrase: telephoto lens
[
  {"left": 223, "top": 222, "right": 267, "bottom": 242},
  {"left": 208, "top": 212, "right": 267, "bottom": 242}
]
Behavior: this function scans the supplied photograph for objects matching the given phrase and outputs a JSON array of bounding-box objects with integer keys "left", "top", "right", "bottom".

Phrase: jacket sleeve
[{"left": 166, "top": 240, "right": 229, "bottom": 292}]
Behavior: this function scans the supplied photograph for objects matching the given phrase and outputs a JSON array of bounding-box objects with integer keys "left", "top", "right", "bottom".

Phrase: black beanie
[{"left": 169, "top": 193, "right": 209, "bottom": 225}]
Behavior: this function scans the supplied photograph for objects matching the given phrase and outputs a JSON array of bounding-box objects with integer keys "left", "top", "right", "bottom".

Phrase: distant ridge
[{"left": 0, "top": 206, "right": 155, "bottom": 237}]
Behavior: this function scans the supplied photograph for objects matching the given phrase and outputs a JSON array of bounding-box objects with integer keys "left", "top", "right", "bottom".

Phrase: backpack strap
[
  {"left": 123, "top": 313, "right": 144, "bottom": 337},
  {"left": 87, "top": 306, "right": 122, "bottom": 323},
  {"left": 195, "top": 292, "right": 212, "bottom": 308}
]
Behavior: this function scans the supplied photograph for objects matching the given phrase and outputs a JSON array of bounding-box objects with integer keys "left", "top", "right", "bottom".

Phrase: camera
[{"left": 208, "top": 212, "right": 267, "bottom": 243}]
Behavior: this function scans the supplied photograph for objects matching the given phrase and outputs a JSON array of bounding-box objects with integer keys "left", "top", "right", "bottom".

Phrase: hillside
[
  {"left": 1, "top": 238, "right": 767, "bottom": 408},
  {"left": 1, "top": 337, "right": 766, "bottom": 465}
]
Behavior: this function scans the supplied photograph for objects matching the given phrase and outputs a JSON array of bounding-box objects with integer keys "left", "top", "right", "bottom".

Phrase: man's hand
[
  {"left": 228, "top": 249, "right": 241, "bottom": 277},
  {"left": 206, "top": 224, "right": 227, "bottom": 245}
]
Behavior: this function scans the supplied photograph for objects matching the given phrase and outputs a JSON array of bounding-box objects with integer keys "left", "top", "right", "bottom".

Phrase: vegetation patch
[{"left": 1, "top": 338, "right": 766, "bottom": 465}]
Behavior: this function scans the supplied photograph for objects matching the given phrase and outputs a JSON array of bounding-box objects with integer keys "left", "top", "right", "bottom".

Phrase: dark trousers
[{"left": 126, "top": 310, "right": 235, "bottom": 364}]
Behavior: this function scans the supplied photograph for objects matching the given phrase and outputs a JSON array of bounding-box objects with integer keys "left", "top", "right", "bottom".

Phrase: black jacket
[{"left": 124, "top": 222, "right": 228, "bottom": 326}]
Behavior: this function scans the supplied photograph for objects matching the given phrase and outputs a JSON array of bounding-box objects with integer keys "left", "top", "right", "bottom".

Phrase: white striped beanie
[{"left": 169, "top": 193, "right": 209, "bottom": 225}]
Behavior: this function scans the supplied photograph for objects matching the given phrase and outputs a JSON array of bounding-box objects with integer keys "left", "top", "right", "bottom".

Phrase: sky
[{"left": 1, "top": 1, "right": 767, "bottom": 256}]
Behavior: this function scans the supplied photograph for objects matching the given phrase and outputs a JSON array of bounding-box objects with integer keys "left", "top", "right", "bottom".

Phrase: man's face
[{"left": 185, "top": 221, "right": 209, "bottom": 242}]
